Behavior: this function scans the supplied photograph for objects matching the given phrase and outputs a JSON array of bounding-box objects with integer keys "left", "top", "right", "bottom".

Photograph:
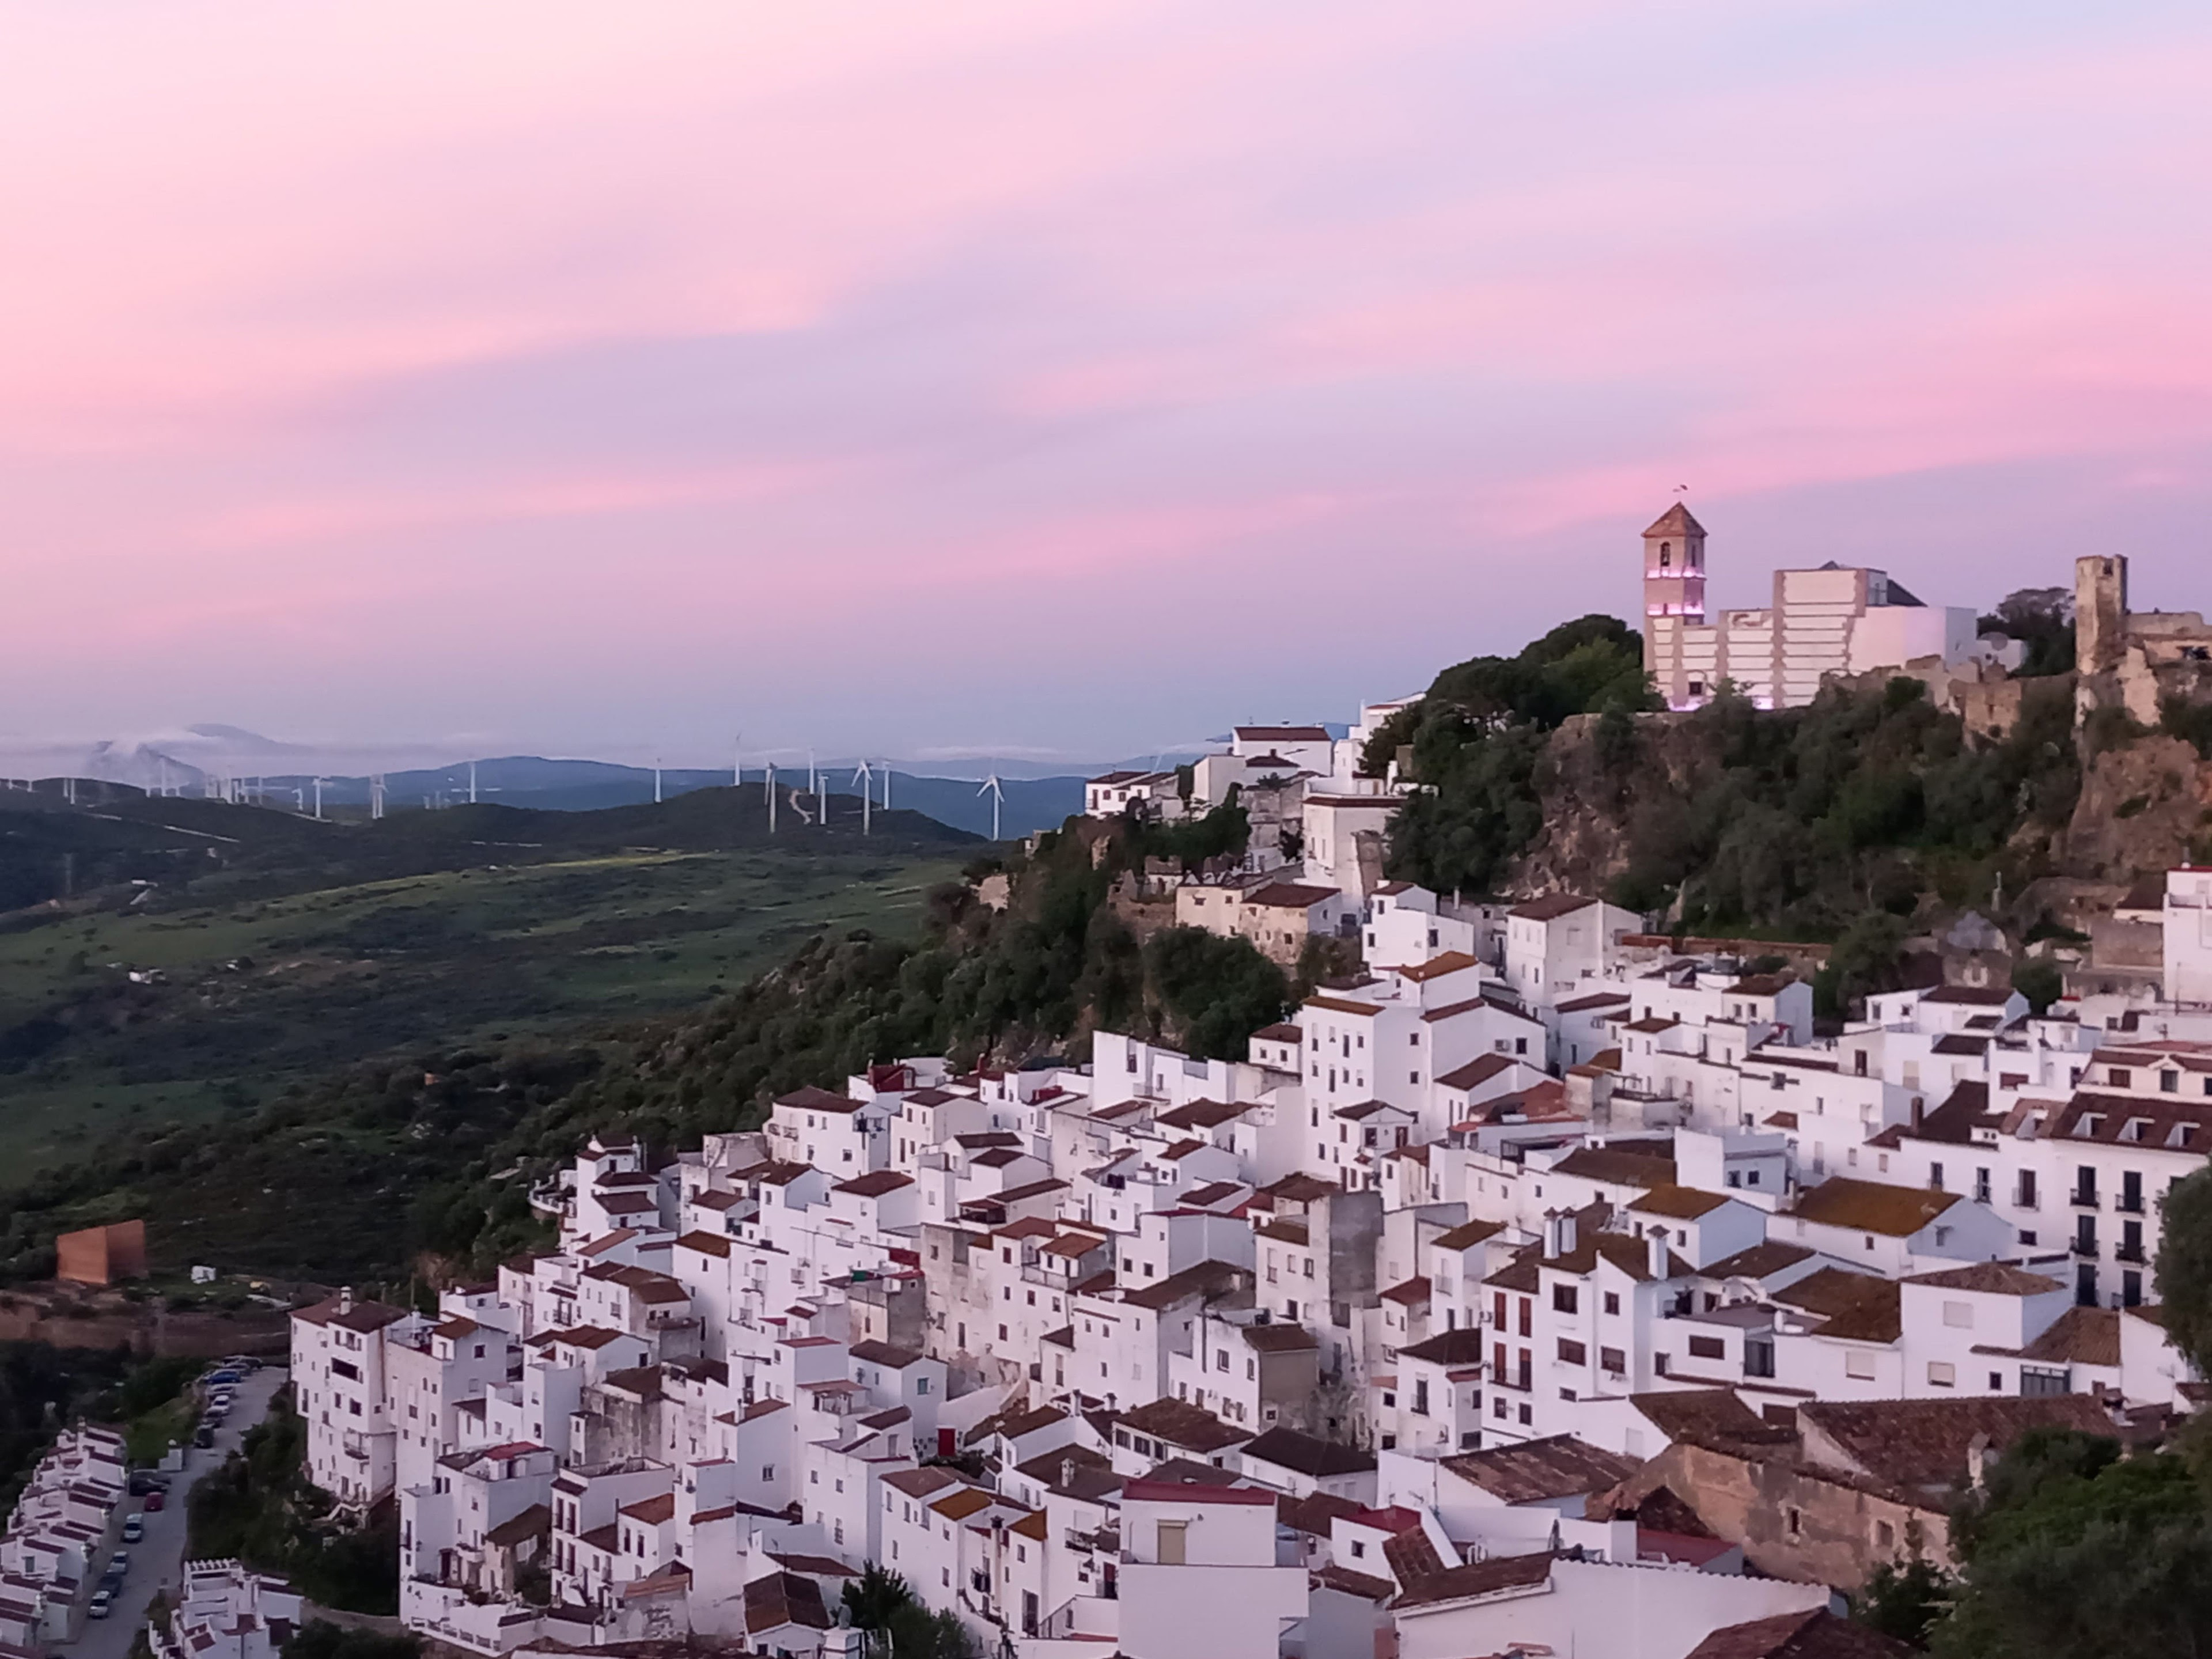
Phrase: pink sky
[{"left": 5, "top": 0, "right": 2211, "bottom": 765}]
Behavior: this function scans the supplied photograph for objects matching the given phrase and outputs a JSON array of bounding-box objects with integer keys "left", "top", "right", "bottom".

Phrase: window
[
  {"left": 1943, "top": 1300, "right": 1974, "bottom": 1329},
  {"left": 1687, "top": 1335, "right": 1725, "bottom": 1362},
  {"left": 1552, "top": 1285, "right": 1578, "bottom": 1315},
  {"left": 1156, "top": 1521, "right": 1187, "bottom": 1565},
  {"left": 1556, "top": 1339, "right": 1586, "bottom": 1366},
  {"left": 1600, "top": 1346, "right": 1625, "bottom": 1374},
  {"left": 1603, "top": 1291, "right": 1620, "bottom": 1316},
  {"left": 1926, "top": 1361, "right": 1956, "bottom": 1388},
  {"left": 1846, "top": 1351, "right": 1877, "bottom": 1381},
  {"left": 1876, "top": 1520, "right": 1896, "bottom": 1551}
]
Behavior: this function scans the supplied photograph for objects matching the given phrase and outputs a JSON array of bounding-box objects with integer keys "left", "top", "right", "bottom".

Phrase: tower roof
[{"left": 1641, "top": 503, "right": 1705, "bottom": 540}]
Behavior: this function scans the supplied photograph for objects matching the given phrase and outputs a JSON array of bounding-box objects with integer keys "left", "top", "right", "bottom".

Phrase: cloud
[{"left": 2, "top": 0, "right": 2210, "bottom": 756}]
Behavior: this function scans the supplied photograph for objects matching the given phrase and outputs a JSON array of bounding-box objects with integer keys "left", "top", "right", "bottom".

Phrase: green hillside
[{"left": 0, "top": 788, "right": 974, "bottom": 1179}]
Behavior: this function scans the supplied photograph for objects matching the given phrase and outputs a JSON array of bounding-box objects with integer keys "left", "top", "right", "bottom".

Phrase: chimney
[
  {"left": 339, "top": 1286, "right": 354, "bottom": 1314},
  {"left": 1556, "top": 1210, "right": 1578, "bottom": 1257},
  {"left": 1061, "top": 1459, "right": 1076, "bottom": 1491},
  {"left": 1541, "top": 1209, "right": 1563, "bottom": 1258},
  {"left": 1646, "top": 1231, "right": 1669, "bottom": 1281},
  {"left": 1911, "top": 1096, "right": 1925, "bottom": 1129}
]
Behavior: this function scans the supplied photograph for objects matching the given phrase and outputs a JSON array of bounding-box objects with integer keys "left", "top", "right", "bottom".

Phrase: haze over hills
[{"left": 0, "top": 729, "right": 1232, "bottom": 839}]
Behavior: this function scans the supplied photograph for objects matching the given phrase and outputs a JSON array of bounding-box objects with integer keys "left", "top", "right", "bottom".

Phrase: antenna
[
  {"left": 978, "top": 771, "right": 1005, "bottom": 842},
  {"left": 853, "top": 760, "right": 874, "bottom": 835}
]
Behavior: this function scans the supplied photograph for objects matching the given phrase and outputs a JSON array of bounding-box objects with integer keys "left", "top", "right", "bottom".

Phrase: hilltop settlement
[{"left": 16, "top": 512, "right": 2212, "bottom": 1659}]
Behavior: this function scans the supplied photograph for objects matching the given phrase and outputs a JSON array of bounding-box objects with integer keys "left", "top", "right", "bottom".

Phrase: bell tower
[
  {"left": 1642, "top": 503, "right": 1707, "bottom": 628},
  {"left": 1641, "top": 503, "right": 1707, "bottom": 699}
]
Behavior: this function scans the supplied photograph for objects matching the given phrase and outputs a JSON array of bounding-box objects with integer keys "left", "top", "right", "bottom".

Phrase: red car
[{"left": 144, "top": 1491, "right": 166, "bottom": 1512}]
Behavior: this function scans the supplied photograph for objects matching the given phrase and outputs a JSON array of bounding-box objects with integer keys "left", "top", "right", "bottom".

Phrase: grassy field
[{"left": 0, "top": 791, "right": 970, "bottom": 1183}]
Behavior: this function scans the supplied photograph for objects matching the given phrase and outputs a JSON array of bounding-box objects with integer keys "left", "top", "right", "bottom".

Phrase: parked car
[
  {"left": 225, "top": 1355, "right": 263, "bottom": 1372},
  {"left": 121, "top": 1517, "right": 144, "bottom": 1543},
  {"left": 205, "top": 1369, "right": 242, "bottom": 1385},
  {"left": 193, "top": 1426, "right": 215, "bottom": 1449},
  {"left": 109, "top": 1552, "right": 131, "bottom": 1577},
  {"left": 89, "top": 1591, "right": 112, "bottom": 1620},
  {"left": 145, "top": 1490, "right": 166, "bottom": 1512}
]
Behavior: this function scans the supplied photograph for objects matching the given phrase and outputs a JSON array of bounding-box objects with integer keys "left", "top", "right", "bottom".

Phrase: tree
[
  {"left": 1979, "top": 588, "right": 2077, "bottom": 678},
  {"left": 1856, "top": 1553, "right": 1953, "bottom": 1647},
  {"left": 1142, "top": 928, "right": 1290, "bottom": 1060},
  {"left": 842, "top": 1568, "right": 977, "bottom": 1659},
  {"left": 2011, "top": 959, "right": 2064, "bottom": 1017},
  {"left": 2156, "top": 1167, "right": 2212, "bottom": 1376},
  {"left": 1933, "top": 1430, "right": 2212, "bottom": 1658}
]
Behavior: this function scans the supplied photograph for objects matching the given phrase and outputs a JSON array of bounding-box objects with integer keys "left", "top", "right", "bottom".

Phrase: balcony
[
  {"left": 2116, "top": 1192, "right": 2146, "bottom": 1215},
  {"left": 2116, "top": 1242, "right": 2147, "bottom": 1264},
  {"left": 2071, "top": 1236, "right": 2100, "bottom": 1260},
  {"left": 2070, "top": 1188, "right": 2100, "bottom": 1210},
  {"left": 1488, "top": 1364, "right": 1532, "bottom": 1394}
]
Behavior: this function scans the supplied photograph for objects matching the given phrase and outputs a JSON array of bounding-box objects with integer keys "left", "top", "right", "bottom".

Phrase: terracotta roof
[
  {"left": 1304, "top": 996, "right": 1381, "bottom": 1017},
  {"left": 483, "top": 1505, "right": 550, "bottom": 1549},
  {"left": 1244, "top": 882, "right": 1342, "bottom": 910},
  {"left": 1381, "top": 1528, "right": 1451, "bottom": 1587},
  {"left": 1701, "top": 1241, "right": 1817, "bottom": 1281},
  {"left": 1120, "top": 1260, "right": 1247, "bottom": 1312},
  {"left": 1904, "top": 1263, "right": 2064, "bottom": 1296},
  {"left": 775, "top": 1085, "right": 863, "bottom": 1113},
  {"left": 1791, "top": 1176, "right": 1960, "bottom": 1236},
  {"left": 1775, "top": 1270, "right": 1903, "bottom": 1343},
  {"left": 834, "top": 1171, "right": 914, "bottom": 1198},
  {"left": 1683, "top": 1608, "right": 1912, "bottom": 1659},
  {"left": 1156, "top": 1099, "right": 1248, "bottom": 1131},
  {"left": 2017, "top": 1306, "right": 2121, "bottom": 1367},
  {"left": 1116, "top": 1396, "right": 1251, "bottom": 1453},
  {"left": 883, "top": 1467, "right": 961, "bottom": 1499},
  {"left": 1442, "top": 1436, "right": 1639, "bottom": 1504},
  {"left": 675, "top": 1230, "right": 731, "bottom": 1258},
  {"left": 1251, "top": 1022, "right": 1304, "bottom": 1044},
  {"left": 1240, "top": 1426, "right": 1375, "bottom": 1478},
  {"left": 1628, "top": 1184, "right": 1732, "bottom": 1219},
  {"left": 743, "top": 1571, "right": 831, "bottom": 1634},
  {"left": 1630, "top": 1389, "right": 1793, "bottom": 1453},
  {"left": 618, "top": 1494, "right": 675, "bottom": 1524},
  {"left": 849, "top": 1339, "right": 926, "bottom": 1369},
  {"left": 1121, "top": 1478, "right": 1275, "bottom": 1506},
  {"left": 294, "top": 1296, "right": 409, "bottom": 1335},
  {"left": 1396, "top": 1328, "right": 1488, "bottom": 1366},
  {"left": 1510, "top": 894, "right": 1600, "bottom": 922},
  {"left": 1379, "top": 1277, "right": 1431, "bottom": 1306},
  {"left": 930, "top": 1488, "right": 996, "bottom": 1521},
  {"left": 1242, "top": 1321, "right": 1320, "bottom": 1354},
  {"left": 1642, "top": 502, "right": 1705, "bottom": 539},
  {"left": 1798, "top": 1395, "right": 2118, "bottom": 1493},
  {"left": 1432, "top": 1218, "right": 1505, "bottom": 1252},
  {"left": 1435, "top": 1054, "right": 1527, "bottom": 1092},
  {"left": 1395, "top": 951, "right": 1480, "bottom": 983},
  {"left": 1922, "top": 986, "right": 2018, "bottom": 1006},
  {"left": 1392, "top": 1551, "right": 1555, "bottom": 1607},
  {"left": 1555, "top": 991, "right": 1633, "bottom": 1013},
  {"left": 1550, "top": 1147, "right": 1677, "bottom": 1187}
]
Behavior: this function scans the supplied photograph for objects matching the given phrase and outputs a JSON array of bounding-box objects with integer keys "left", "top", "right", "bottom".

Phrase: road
[{"left": 56, "top": 1365, "right": 287, "bottom": 1659}]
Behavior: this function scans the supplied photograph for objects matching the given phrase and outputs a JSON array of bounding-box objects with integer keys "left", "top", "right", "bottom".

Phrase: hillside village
[
  {"left": 268, "top": 526, "right": 2212, "bottom": 1659},
  {"left": 11, "top": 512, "right": 2212, "bottom": 1659}
]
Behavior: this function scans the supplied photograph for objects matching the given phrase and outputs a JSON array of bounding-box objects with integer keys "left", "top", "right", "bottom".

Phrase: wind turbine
[
  {"left": 979, "top": 771, "right": 1005, "bottom": 842},
  {"left": 312, "top": 778, "right": 326, "bottom": 820},
  {"left": 853, "top": 761, "right": 874, "bottom": 835},
  {"left": 370, "top": 774, "right": 387, "bottom": 820},
  {"left": 766, "top": 760, "right": 778, "bottom": 832},
  {"left": 881, "top": 763, "right": 891, "bottom": 812},
  {"left": 733, "top": 732, "right": 744, "bottom": 789},
  {"left": 468, "top": 762, "right": 479, "bottom": 805},
  {"left": 654, "top": 756, "right": 664, "bottom": 805}
]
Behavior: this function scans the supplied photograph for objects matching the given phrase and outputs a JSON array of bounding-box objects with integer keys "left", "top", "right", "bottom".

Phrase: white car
[{"left": 89, "top": 1591, "right": 112, "bottom": 1620}]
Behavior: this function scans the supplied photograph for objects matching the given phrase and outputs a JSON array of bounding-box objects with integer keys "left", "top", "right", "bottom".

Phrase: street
[{"left": 55, "top": 1365, "right": 287, "bottom": 1659}]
